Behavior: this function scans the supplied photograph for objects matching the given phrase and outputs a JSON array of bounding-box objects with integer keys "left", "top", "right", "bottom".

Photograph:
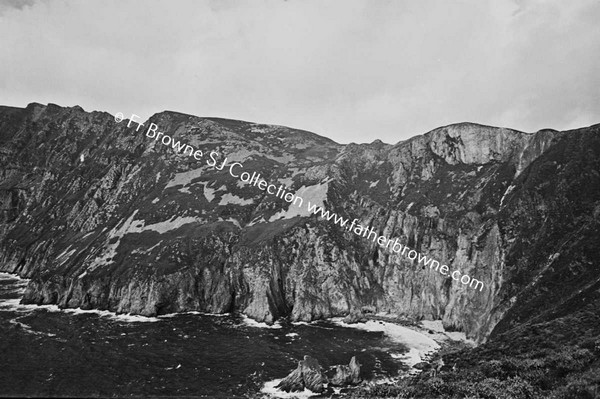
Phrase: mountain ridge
[
  {"left": 5, "top": 102, "right": 579, "bottom": 145},
  {"left": 0, "top": 102, "right": 598, "bottom": 347}
]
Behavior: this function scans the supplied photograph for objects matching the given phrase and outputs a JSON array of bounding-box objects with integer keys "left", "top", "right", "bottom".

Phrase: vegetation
[{"left": 349, "top": 297, "right": 600, "bottom": 398}]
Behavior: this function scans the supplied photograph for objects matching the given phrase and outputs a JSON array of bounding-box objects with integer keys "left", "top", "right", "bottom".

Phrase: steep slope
[
  {"left": 0, "top": 103, "right": 597, "bottom": 345},
  {"left": 351, "top": 125, "right": 600, "bottom": 397}
]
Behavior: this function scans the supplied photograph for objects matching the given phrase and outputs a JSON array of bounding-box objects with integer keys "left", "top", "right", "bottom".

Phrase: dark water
[{"left": 0, "top": 273, "right": 410, "bottom": 398}]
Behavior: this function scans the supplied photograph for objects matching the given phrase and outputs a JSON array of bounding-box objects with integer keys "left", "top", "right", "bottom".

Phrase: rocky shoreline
[
  {"left": 1, "top": 103, "right": 581, "bottom": 347},
  {"left": 260, "top": 313, "right": 473, "bottom": 397},
  {"left": 274, "top": 355, "right": 361, "bottom": 394}
]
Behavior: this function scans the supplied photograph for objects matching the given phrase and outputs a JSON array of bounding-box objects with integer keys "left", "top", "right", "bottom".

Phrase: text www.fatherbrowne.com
[{"left": 116, "top": 113, "right": 485, "bottom": 292}]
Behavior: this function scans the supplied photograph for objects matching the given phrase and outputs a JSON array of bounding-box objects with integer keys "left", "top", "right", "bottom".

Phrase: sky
[{"left": 0, "top": 0, "right": 599, "bottom": 144}]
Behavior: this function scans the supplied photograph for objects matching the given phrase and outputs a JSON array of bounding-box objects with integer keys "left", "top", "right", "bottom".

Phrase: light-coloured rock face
[
  {"left": 1, "top": 103, "right": 598, "bottom": 344},
  {"left": 428, "top": 123, "right": 531, "bottom": 165}
]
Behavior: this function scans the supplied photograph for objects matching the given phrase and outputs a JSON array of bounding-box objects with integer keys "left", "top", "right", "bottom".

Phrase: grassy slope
[{"left": 352, "top": 289, "right": 600, "bottom": 398}]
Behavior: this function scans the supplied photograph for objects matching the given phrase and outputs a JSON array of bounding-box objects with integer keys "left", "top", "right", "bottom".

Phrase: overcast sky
[{"left": 1, "top": 0, "right": 599, "bottom": 144}]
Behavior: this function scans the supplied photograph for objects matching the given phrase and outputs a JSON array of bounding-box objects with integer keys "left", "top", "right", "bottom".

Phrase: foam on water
[
  {"left": 158, "top": 311, "right": 230, "bottom": 318},
  {"left": 240, "top": 315, "right": 283, "bottom": 329},
  {"left": 332, "top": 318, "right": 440, "bottom": 369},
  {"left": 1, "top": 299, "right": 160, "bottom": 323},
  {"left": 0, "top": 272, "right": 438, "bottom": 396},
  {"left": 261, "top": 379, "right": 318, "bottom": 398},
  {"left": 1, "top": 272, "right": 159, "bottom": 323}
]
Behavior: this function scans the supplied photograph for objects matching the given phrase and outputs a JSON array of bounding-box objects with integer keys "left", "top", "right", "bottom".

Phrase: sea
[{"left": 0, "top": 272, "right": 424, "bottom": 398}]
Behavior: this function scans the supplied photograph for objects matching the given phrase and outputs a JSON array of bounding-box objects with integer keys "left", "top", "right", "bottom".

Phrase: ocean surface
[{"left": 0, "top": 273, "right": 417, "bottom": 398}]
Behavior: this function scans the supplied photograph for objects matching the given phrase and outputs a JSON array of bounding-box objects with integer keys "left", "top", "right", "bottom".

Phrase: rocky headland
[{"left": 1, "top": 102, "right": 599, "bottom": 359}]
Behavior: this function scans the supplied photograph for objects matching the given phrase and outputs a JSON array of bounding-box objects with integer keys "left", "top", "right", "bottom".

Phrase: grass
[{"left": 348, "top": 295, "right": 600, "bottom": 399}]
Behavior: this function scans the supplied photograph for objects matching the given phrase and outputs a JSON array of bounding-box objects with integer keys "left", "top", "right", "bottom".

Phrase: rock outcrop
[
  {"left": 0, "top": 102, "right": 599, "bottom": 344},
  {"left": 330, "top": 356, "right": 361, "bottom": 386},
  {"left": 413, "top": 362, "right": 432, "bottom": 371},
  {"left": 276, "top": 355, "right": 327, "bottom": 393}
]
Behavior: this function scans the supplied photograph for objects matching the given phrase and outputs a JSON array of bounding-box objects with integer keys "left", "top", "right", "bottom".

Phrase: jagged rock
[
  {"left": 330, "top": 356, "right": 361, "bottom": 386},
  {"left": 349, "top": 356, "right": 361, "bottom": 383},
  {"left": 276, "top": 366, "right": 303, "bottom": 392},
  {"left": 276, "top": 355, "right": 326, "bottom": 393},
  {"left": 301, "top": 356, "right": 327, "bottom": 393},
  {"left": 330, "top": 365, "right": 351, "bottom": 386}
]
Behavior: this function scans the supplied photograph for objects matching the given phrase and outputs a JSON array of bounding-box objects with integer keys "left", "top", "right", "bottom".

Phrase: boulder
[
  {"left": 276, "top": 355, "right": 327, "bottom": 393},
  {"left": 413, "top": 361, "right": 431, "bottom": 370},
  {"left": 275, "top": 366, "right": 304, "bottom": 392},
  {"left": 330, "top": 365, "right": 351, "bottom": 386},
  {"left": 330, "top": 356, "right": 361, "bottom": 386}
]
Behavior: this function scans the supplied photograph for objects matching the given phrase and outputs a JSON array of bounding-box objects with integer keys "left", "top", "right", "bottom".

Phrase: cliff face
[{"left": 1, "top": 103, "right": 598, "bottom": 343}]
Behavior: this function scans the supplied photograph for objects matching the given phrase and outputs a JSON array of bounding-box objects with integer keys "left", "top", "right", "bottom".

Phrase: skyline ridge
[{"left": 3, "top": 101, "right": 596, "bottom": 147}]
